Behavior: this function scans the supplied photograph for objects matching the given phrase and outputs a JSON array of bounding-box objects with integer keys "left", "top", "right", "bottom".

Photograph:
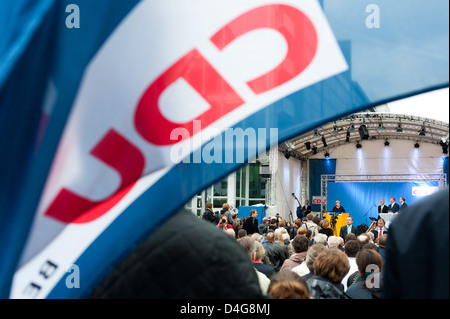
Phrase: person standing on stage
[
  {"left": 339, "top": 216, "right": 358, "bottom": 240},
  {"left": 399, "top": 197, "right": 408, "bottom": 213},
  {"left": 331, "top": 200, "right": 346, "bottom": 214},
  {"left": 387, "top": 197, "right": 400, "bottom": 214},
  {"left": 378, "top": 199, "right": 388, "bottom": 218},
  {"left": 302, "top": 200, "right": 312, "bottom": 215}
]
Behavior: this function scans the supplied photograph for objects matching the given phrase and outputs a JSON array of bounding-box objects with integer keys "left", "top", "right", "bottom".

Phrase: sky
[{"left": 387, "top": 87, "right": 449, "bottom": 123}]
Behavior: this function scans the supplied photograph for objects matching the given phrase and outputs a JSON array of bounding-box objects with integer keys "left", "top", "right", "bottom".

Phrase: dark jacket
[
  {"left": 262, "top": 242, "right": 289, "bottom": 272},
  {"left": 89, "top": 209, "right": 263, "bottom": 298},
  {"left": 306, "top": 275, "right": 350, "bottom": 299},
  {"left": 202, "top": 208, "right": 216, "bottom": 223},
  {"left": 383, "top": 188, "right": 449, "bottom": 299},
  {"left": 242, "top": 216, "right": 258, "bottom": 235}
]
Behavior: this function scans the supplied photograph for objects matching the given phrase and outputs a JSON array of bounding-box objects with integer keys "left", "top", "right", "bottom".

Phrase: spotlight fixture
[
  {"left": 332, "top": 124, "right": 339, "bottom": 135},
  {"left": 311, "top": 146, "right": 318, "bottom": 154},
  {"left": 414, "top": 142, "right": 420, "bottom": 148},
  {"left": 345, "top": 130, "right": 350, "bottom": 143},
  {"left": 377, "top": 123, "right": 384, "bottom": 131},
  {"left": 348, "top": 123, "right": 356, "bottom": 132},
  {"left": 396, "top": 120, "right": 403, "bottom": 132},
  {"left": 384, "top": 139, "right": 390, "bottom": 147},
  {"left": 358, "top": 124, "right": 369, "bottom": 140},
  {"left": 321, "top": 136, "right": 328, "bottom": 147},
  {"left": 324, "top": 151, "right": 330, "bottom": 159},
  {"left": 418, "top": 125, "right": 426, "bottom": 136},
  {"left": 313, "top": 130, "right": 321, "bottom": 137},
  {"left": 284, "top": 151, "right": 291, "bottom": 160},
  {"left": 356, "top": 142, "right": 362, "bottom": 149},
  {"left": 305, "top": 142, "right": 311, "bottom": 150}
]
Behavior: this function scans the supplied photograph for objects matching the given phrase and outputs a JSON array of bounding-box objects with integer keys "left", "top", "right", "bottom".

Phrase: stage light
[
  {"left": 305, "top": 142, "right": 311, "bottom": 150},
  {"left": 396, "top": 123, "right": 403, "bottom": 132},
  {"left": 345, "top": 130, "right": 350, "bottom": 143},
  {"left": 324, "top": 151, "right": 330, "bottom": 159},
  {"left": 414, "top": 142, "right": 420, "bottom": 148},
  {"left": 418, "top": 126, "right": 426, "bottom": 136},
  {"left": 348, "top": 123, "right": 356, "bottom": 132},
  {"left": 377, "top": 123, "right": 384, "bottom": 131},
  {"left": 311, "top": 146, "right": 318, "bottom": 154},
  {"left": 321, "top": 136, "right": 328, "bottom": 147},
  {"left": 313, "top": 130, "right": 320, "bottom": 137},
  {"left": 284, "top": 151, "right": 290, "bottom": 159},
  {"left": 384, "top": 139, "right": 390, "bottom": 147},
  {"left": 356, "top": 142, "right": 362, "bottom": 149},
  {"left": 332, "top": 124, "right": 339, "bottom": 135}
]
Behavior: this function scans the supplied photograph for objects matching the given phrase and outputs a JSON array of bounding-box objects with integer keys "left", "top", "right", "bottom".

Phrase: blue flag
[{"left": 0, "top": 0, "right": 448, "bottom": 298}]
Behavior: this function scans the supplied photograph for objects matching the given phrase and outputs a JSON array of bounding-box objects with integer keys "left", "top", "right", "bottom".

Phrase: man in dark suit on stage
[
  {"left": 388, "top": 197, "right": 400, "bottom": 214},
  {"left": 378, "top": 199, "right": 389, "bottom": 218},
  {"left": 339, "top": 216, "right": 358, "bottom": 240},
  {"left": 399, "top": 197, "right": 408, "bottom": 213},
  {"left": 302, "top": 200, "right": 312, "bottom": 216}
]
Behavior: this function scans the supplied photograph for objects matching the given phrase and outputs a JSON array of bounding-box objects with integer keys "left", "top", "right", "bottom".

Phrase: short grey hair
[
  {"left": 313, "top": 233, "right": 328, "bottom": 245},
  {"left": 305, "top": 244, "right": 327, "bottom": 272},
  {"left": 327, "top": 236, "right": 341, "bottom": 248}
]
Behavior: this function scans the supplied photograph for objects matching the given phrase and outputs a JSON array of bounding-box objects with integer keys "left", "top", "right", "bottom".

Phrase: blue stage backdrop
[{"left": 326, "top": 181, "right": 440, "bottom": 227}]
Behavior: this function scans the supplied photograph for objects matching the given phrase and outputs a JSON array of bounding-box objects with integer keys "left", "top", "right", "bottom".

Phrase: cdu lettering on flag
[{"left": 11, "top": 0, "right": 347, "bottom": 298}]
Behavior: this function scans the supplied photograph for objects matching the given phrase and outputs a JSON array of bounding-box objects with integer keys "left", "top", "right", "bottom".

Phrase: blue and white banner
[{"left": 0, "top": 0, "right": 448, "bottom": 298}]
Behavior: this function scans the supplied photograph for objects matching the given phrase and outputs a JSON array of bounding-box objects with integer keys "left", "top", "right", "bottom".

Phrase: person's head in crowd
[
  {"left": 297, "top": 226, "right": 307, "bottom": 236},
  {"left": 274, "top": 228, "right": 284, "bottom": 244},
  {"left": 251, "top": 233, "right": 263, "bottom": 243},
  {"left": 222, "top": 203, "right": 230, "bottom": 211},
  {"left": 237, "top": 229, "right": 247, "bottom": 238},
  {"left": 206, "top": 202, "right": 213, "bottom": 210},
  {"left": 254, "top": 241, "right": 266, "bottom": 262},
  {"left": 268, "top": 270, "right": 311, "bottom": 299},
  {"left": 362, "top": 242, "right": 379, "bottom": 252},
  {"left": 237, "top": 237, "right": 256, "bottom": 261},
  {"left": 262, "top": 217, "right": 270, "bottom": 225},
  {"left": 291, "top": 235, "right": 309, "bottom": 254},
  {"left": 278, "top": 219, "right": 286, "bottom": 228},
  {"left": 357, "top": 233, "right": 370, "bottom": 248},
  {"left": 282, "top": 233, "right": 290, "bottom": 245},
  {"left": 377, "top": 218, "right": 385, "bottom": 229},
  {"left": 314, "top": 248, "right": 350, "bottom": 285},
  {"left": 305, "top": 229, "right": 312, "bottom": 239},
  {"left": 293, "top": 219, "right": 302, "bottom": 228},
  {"left": 306, "top": 213, "right": 313, "bottom": 221},
  {"left": 313, "top": 233, "right": 328, "bottom": 246},
  {"left": 270, "top": 218, "right": 278, "bottom": 225},
  {"left": 378, "top": 234, "right": 388, "bottom": 248},
  {"left": 225, "top": 228, "right": 235, "bottom": 238},
  {"left": 305, "top": 244, "right": 327, "bottom": 274},
  {"left": 345, "top": 233, "right": 357, "bottom": 243},
  {"left": 355, "top": 248, "right": 383, "bottom": 288},
  {"left": 231, "top": 212, "right": 238, "bottom": 220},
  {"left": 344, "top": 240, "right": 360, "bottom": 258},
  {"left": 327, "top": 236, "right": 341, "bottom": 249},
  {"left": 366, "top": 231, "right": 375, "bottom": 243},
  {"left": 312, "top": 215, "right": 320, "bottom": 225},
  {"left": 322, "top": 219, "right": 330, "bottom": 229},
  {"left": 266, "top": 232, "right": 275, "bottom": 243},
  {"left": 390, "top": 197, "right": 395, "bottom": 204}
]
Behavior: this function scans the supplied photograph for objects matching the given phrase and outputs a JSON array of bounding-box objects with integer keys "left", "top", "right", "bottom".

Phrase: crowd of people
[{"left": 201, "top": 190, "right": 448, "bottom": 299}]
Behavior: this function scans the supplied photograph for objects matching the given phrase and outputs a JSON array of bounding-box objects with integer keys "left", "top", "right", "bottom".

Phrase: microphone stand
[{"left": 363, "top": 203, "right": 377, "bottom": 226}]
